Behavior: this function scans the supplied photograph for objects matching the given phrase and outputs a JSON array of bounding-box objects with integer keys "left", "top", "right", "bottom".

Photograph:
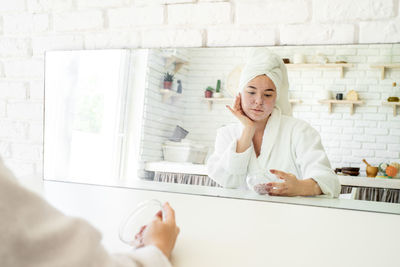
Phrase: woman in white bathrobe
[
  {"left": 207, "top": 48, "right": 340, "bottom": 198},
  {"left": 0, "top": 158, "right": 179, "bottom": 267}
]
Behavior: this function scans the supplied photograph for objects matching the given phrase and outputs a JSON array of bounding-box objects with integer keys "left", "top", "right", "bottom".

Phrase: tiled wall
[{"left": 0, "top": 0, "right": 399, "bottom": 188}]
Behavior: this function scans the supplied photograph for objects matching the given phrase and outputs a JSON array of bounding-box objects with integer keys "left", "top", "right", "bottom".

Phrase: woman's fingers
[
  {"left": 235, "top": 94, "right": 242, "bottom": 110},
  {"left": 266, "top": 182, "right": 287, "bottom": 195},
  {"left": 270, "top": 169, "right": 296, "bottom": 181},
  {"left": 162, "top": 202, "right": 176, "bottom": 225}
]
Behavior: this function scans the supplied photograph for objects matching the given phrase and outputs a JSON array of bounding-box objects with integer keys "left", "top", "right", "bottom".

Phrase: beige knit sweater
[{"left": 0, "top": 159, "right": 171, "bottom": 267}]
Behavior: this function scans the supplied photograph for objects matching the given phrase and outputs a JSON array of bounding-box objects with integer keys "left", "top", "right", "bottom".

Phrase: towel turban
[{"left": 238, "top": 48, "right": 292, "bottom": 116}]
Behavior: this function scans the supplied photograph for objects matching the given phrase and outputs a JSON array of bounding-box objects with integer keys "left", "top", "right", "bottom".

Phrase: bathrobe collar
[{"left": 255, "top": 106, "right": 282, "bottom": 168}]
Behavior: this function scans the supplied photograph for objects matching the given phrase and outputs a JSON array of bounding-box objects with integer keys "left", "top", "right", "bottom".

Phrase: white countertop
[
  {"left": 145, "top": 161, "right": 400, "bottom": 189},
  {"left": 43, "top": 180, "right": 400, "bottom": 267}
]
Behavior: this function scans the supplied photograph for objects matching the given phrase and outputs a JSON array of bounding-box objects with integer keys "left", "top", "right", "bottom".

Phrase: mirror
[{"left": 44, "top": 44, "right": 400, "bottom": 214}]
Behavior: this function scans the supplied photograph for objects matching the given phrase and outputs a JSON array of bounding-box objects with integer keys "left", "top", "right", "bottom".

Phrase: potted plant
[
  {"left": 214, "top": 79, "right": 223, "bottom": 98},
  {"left": 163, "top": 72, "right": 174, "bottom": 89},
  {"left": 205, "top": 86, "right": 214, "bottom": 98}
]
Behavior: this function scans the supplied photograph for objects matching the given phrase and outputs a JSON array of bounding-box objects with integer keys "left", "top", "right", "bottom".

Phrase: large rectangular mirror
[{"left": 44, "top": 44, "right": 400, "bottom": 214}]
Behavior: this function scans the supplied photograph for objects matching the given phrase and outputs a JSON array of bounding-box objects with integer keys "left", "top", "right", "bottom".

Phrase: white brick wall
[{"left": 0, "top": 0, "right": 399, "bottom": 188}]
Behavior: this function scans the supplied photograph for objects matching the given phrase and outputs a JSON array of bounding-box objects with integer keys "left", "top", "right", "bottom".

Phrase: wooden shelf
[
  {"left": 160, "top": 89, "right": 181, "bottom": 102},
  {"left": 203, "top": 97, "right": 233, "bottom": 111},
  {"left": 382, "top": 101, "right": 400, "bottom": 116},
  {"left": 164, "top": 55, "right": 188, "bottom": 74},
  {"left": 203, "top": 98, "right": 302, "bottom": 111},
  {"left": 370, "top": 64, "right": 400, "bottom": 80},
  {"left": 318, "top": 99, "right": 364, "bottom": 115},
  {"left": 285, "top": 63, "right": 354, "bottom": 78}
]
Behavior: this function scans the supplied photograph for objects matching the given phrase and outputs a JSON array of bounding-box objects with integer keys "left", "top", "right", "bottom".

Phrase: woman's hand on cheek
[
  {"left": 226, "top": 93, "right": 255, "bottom": 129},
  {"left": 266, "top": 169, "right": 302, "bottom": 196}
]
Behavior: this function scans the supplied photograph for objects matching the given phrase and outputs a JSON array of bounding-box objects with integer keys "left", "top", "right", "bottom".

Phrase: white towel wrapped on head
[{"left": 238, "top": 48, "right": 292, "bottom": 116}]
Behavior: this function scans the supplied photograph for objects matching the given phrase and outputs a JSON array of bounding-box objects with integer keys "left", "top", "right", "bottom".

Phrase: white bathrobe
[
  {"left": 0, "top": 159, "right": 171, "bottom": 267},
  {"left": 207, "top": 107, "right": 341, "bottom": 198}
]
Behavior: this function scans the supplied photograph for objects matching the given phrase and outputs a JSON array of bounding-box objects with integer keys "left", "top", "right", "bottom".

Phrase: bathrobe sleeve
[
  {"left": 0, "top": 160, "right": 171, "bottom": 267},
  {"left": 292, "top": 122, "right": 341, "bottom": 198},
  {"left": 207, "top": 126, "right": 253, "bottom": 188}
]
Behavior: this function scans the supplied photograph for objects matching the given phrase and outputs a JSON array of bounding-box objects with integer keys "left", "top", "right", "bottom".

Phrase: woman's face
[{"left": 241, "top": 75, "right": 277, "bottom": 122}]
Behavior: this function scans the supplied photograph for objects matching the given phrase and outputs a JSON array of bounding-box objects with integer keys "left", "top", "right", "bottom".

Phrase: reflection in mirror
[{"left": 44, "top": 45, "right": 400, "bottom": 214}]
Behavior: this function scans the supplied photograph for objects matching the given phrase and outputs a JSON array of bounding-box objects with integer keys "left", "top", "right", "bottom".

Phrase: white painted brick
[
  {"left": 342, "top": 127, "right": 363, "bottom": 134},
  {"left": 376, "top": 135, "right": 400, "bottom": 144},
  {"left": 343, "top": 113, "right": 362, "bottom": 120},
  {"left": 297, "top": 112, "right": 319, "bottom": 119},
  {"left": 0, "top": 82, "right": 27, "bottom": 99},
  {"left": 363, "top": 143, "right": 386, "bottom": 150},
  {"left": 0, "top": 121, "right": 28, "bottom": 139},
  {"left": 341, "top": 141, "right": 361, "bottom": 149},
  {"left": 33, "top": 14, "right": 50, "bottom": 32},
  {"left": 375, "top": 150, "right": 399, "bottom": 158},
  {"left": 355, "top": 106, "right": 378, "bottom": 113},
  {"left": 320, "top": 126, "right": 341, "bottom": 134},
  {"left": 135, "top": 0, "right": 196, "bottom": 4},
  {"left": 321, "top": 113, "right": 342, "bottom": 119},
  {"left": 54, "top": 11, "right": 103, "bottom": 31},
  {"left": 345, "top": 56, "right": 367, "bottom": 63},
  {"left": 28, "top": 0, "right": 73, "bottom": 12},
  {"left": 77, "top": 0, "right": 131, "bottom": 8},
  {"left": 29, "top": 81, "right": 44, "bottom": 100},
  {"left": 281, "top": 24, "right": 354, "bottom": 45},
  {"left": 142, "top": 28, "right": 202, "bottom": 48},
  {"left": 0, "top": 0, "right": 25, "bottom": 12},
  {"left": 4, "top": 160, "right": 35, "bottom": 178},
  {"left": 3, "top": 14, "right": 29, "bottom": 33},
  {"left": 365, "top": 128, "right": 388, "bottom": 136},
  {"left": 378, "top": 121, "right": 400, "bottom": 129},
  {"left": 339, "top": 135, "right": 353, "bottom": 141},
  {"left": 358, "top": 92, "right": 380, "bottom": 99},
  {"left": 108, "top": 7, "right": 164, "bottom": 28},
  {"left": 353, "top": 135, "right": 375, "bottom": 142},
  {"left": 168, "top": 3, "right": 231, "bottom": 26},
  {"left": 3, "top": 14, "right": 49, "bottom": 34},
  {"left": 367, "top": 55, "right": 392, "bottom": 63},
  {"left": 363, "top": 113, "right": 386, "bottom": 121},
  {"left": 0, "top": 38, "right": 31, "bottom": 57},
  {"left": 390, "top": 129, "right": 400, "bottom": 136},
  {"left": 352, "top": 149, "right": 374, "bottom": 157},
  {"left": 84, "top": 31, "right": 140, "bottom": 49},
  {"left": 28, "top": 122, "right": 43, "bottom": 143},
  {"left": 336, "top": 48, "right": 357, "bottom": 56},
  {"left": 3, "top": 59, "right": 44, "bottom": 78},
  {"left": 331, "top": 120, "right": 353, "bottom": 127},
  {"left": 7, "top": 102, "right": 43, "bottom": 121},
  {"left": 313, "top": 0, "right": 394, "bottom": 22},
  {"left": 360, "top": 20, "right": 400, "bottom": 43},
  {"left": 0, "top": 101, "right": 6, "bottom": 117},
  {"left": 388, "top": 144, "right": 400, "bottom": 152},
  {"left": 11, "top": 143, "right": 42, "bottom": 160},
  {"left": 32, "top": 35, "right": 84, "bottom": 55},
  {"left": 342, "top": 156, "right": 362, "bottom": 164},
  {"left": 357, "top": 49, "right": 380, "bottom": 56},
  {"left": 207, "top": 26, "right": 275, "bottom": 47},
  {"left": 237, "top": 0, "right": 308, "bottom": 25}
]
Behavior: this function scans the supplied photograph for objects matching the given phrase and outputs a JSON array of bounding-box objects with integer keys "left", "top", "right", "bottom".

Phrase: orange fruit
[{"left": 386, "top": 166, "right": 398, "bottom": 177}]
